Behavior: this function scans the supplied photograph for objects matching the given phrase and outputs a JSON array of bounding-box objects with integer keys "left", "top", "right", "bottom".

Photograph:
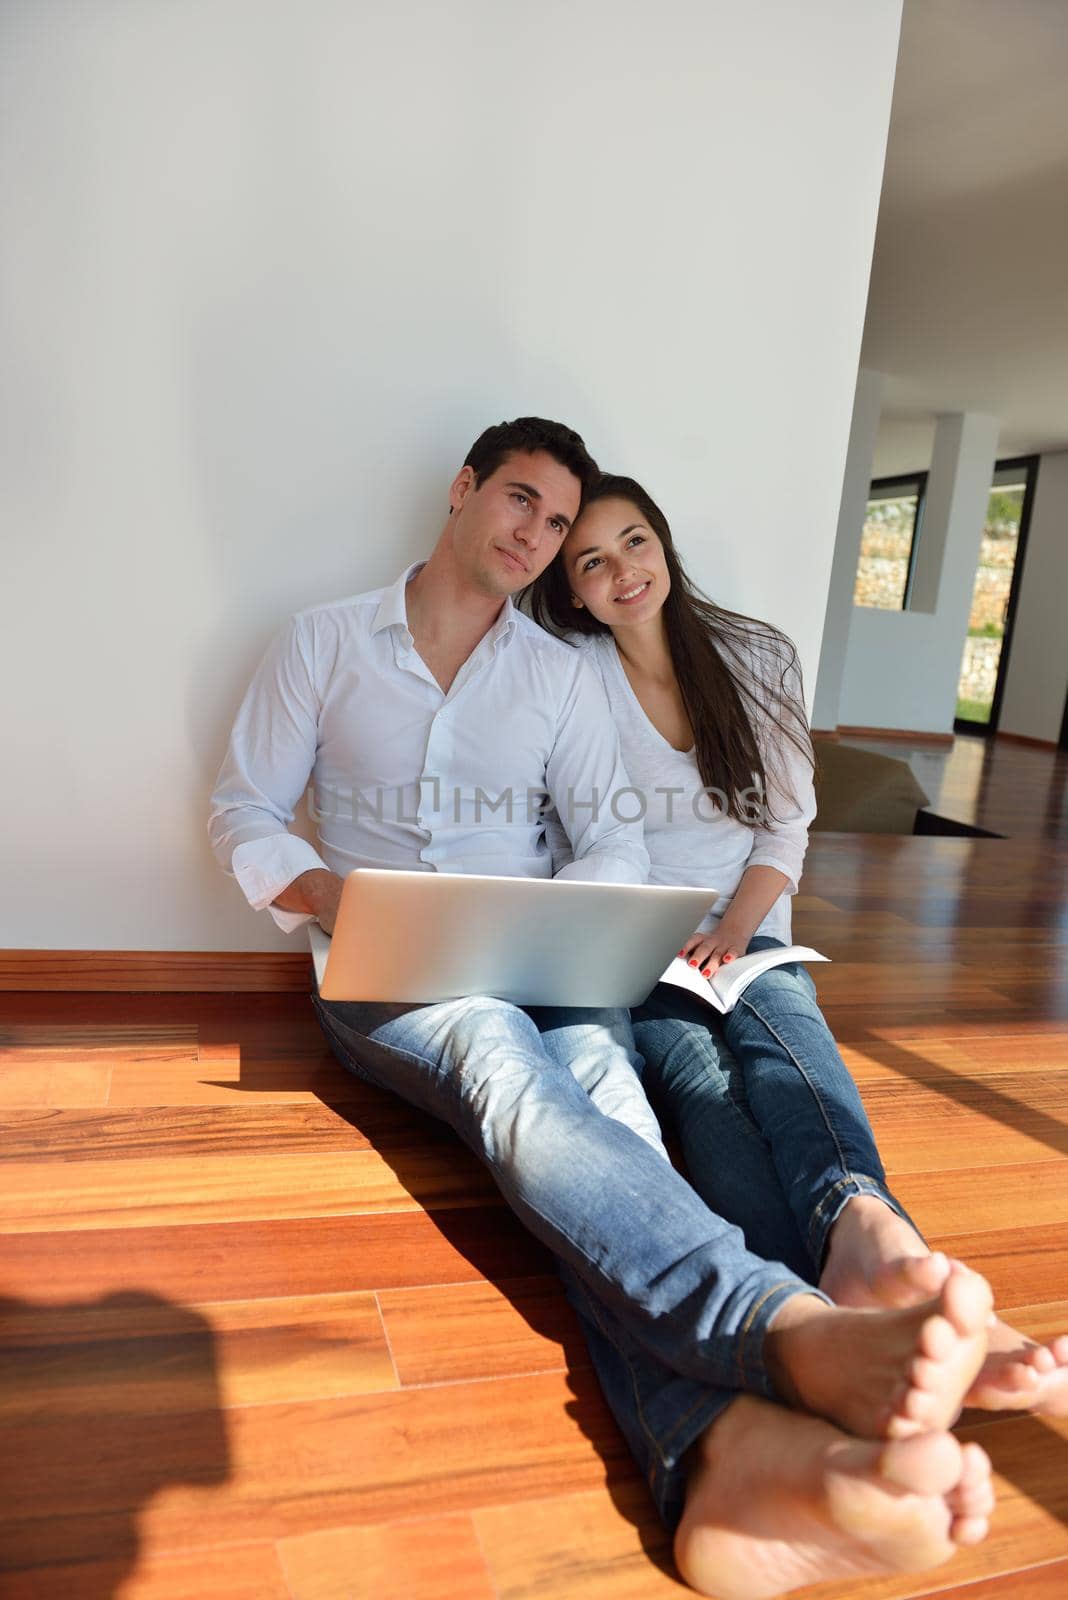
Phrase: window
[
  {"left": 955, "top": 457, "right": 1039, "bottom": 729},
  {"left": 853, "top": 472, "right": 927, "bottom": 611}
]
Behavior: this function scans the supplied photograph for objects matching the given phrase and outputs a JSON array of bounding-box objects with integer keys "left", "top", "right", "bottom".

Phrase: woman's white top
[{"left": 554, "top": 630, "right": 816, "bottom": 943}]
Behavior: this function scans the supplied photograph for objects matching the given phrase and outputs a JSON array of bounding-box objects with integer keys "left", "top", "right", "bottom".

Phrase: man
[{"left": 209, "top": 417, "right": 994, "bottom": 1596}]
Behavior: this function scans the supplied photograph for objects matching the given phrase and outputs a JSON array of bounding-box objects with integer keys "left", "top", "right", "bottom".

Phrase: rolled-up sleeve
[
  {"left": 545, "top": 659, "right": 650, "bottom": 885},
  {"left": 208, "top": 614, "right": 331, "bottom": 930},
  {"left": 744, "top": 654, "right": 816, "bottom": 893}
]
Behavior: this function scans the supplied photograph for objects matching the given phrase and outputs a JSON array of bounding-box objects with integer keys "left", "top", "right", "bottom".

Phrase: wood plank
[
  {"left": 0, "top": 1021, "right": 198, "bottom": 1053},
  {"left": 0, "top": 1206, "right": 550, "bottom": 1301},
  {"left": 927, "top": 1224, "right": 1068, "bottom": 1311},
  {"left": 106, "top": 1053, "right": 354, "bottom": 1107},
  {"left": 0, "top": 1367, "right": 629, "bottom": 1566},
  {"left": 841, "top": 1037, "right": 1068, "bottom": 1082},
  {"left": 858, "top": 1077, "right": 1068, "bottom": 1172},
  {"left": 474, "top": 1478, "right": 686, "bottom": 1598},
  {"left": 0, "top": 1061, "right": 113, "bottom": 1107},
  {"left": 908, "top": 1558, "right": 1068, "bottom": 1598},
  {"left": 0, "top": 1291, "right": 398, "bottom": 1415},
  {"left": 277, "top": 1513, "right": 496, "bottom": 1600},
  {"left": 0, "top": 1147, "right": 494, "bottom": 1232},
  {"left": 0, "top": 1100, "right": 450, "bottom": 1163},
  {"left": 890, "top": 1163, "right": 1068, "bottom": 1238},
  {"left": 0, "top": 1542, "right": 290, "bottom": 1600},
  {"left": 378, "top": 1276, "right": 586, "bottom": 1385},
  {"left": 0, "top": 950, "right": 313, "bottom": 991}
]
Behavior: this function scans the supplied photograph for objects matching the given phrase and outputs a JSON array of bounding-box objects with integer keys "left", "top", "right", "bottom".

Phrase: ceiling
[{"left": 863, "top": 0, "right": 1068, "bottom": 476}]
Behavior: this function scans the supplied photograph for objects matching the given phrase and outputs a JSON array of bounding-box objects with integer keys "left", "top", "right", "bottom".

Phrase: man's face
[{"left": 447, "top": 449, "right": 583, "bottom": 599}]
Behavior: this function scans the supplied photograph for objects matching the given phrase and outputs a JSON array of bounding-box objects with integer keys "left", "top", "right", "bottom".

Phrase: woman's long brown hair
[{"left": 528, "top": 474, "right": 814, "bottom": 825}]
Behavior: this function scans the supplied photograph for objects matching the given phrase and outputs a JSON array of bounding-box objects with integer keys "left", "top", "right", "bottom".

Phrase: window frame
[
  {"left": 954, "top": 453, "right": 1040, "bottom": 736},
  {"left": 857, "top": 470, "right": 928, "bottom": 612}
]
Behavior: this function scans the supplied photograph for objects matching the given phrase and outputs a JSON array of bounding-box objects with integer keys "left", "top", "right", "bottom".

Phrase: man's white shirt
[{"left": 208, "top": 564, "right": 650, "bottom": 931}]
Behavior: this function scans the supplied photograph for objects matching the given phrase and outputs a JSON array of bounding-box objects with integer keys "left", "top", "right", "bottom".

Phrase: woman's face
[{"left": 562, "top": 497, "right": 671, "bottom": 628}]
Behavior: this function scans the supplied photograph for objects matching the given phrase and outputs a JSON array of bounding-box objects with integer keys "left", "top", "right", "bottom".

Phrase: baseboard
[
  {"left": 996, "top": 730, "right": 1059, "bottom": 751},
  {"left": 835, "top": 725, "right": 955, "bottom": 747},
  {"left": 0, "top": 950, "right": 313, "bottom": 993},
  {"left": 810, "top": 729, "right": 840, "bottom": 741}
]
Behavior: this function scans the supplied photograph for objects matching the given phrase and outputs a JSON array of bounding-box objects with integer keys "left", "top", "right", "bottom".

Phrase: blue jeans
[
  {"left": 632, "top": 936, "right": 916, "bottom": 1285},
  {"left": 311, "top": 990, "right": 826, "bottom": 1526}
]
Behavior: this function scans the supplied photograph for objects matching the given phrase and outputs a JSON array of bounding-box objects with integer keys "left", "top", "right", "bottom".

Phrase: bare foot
[
  {"left": 765, "top": 1266, "right": 992, "bottom": 1439},
  {"left": 819, "top": 1204, "right": 1068, "bottom": 1420},
  {"left": 674, "top": 1396, "right": 994, "bottom": 1599},
  {"left": 965, "top": 1321, "right": 1068, "bottom": 1416},
  {"left": 818, "top": 1194, "right": 946, "bottom": 1308}
]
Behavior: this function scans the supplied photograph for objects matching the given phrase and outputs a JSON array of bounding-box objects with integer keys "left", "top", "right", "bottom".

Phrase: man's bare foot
[
  {"left": 674, "top": 1395, "right": 994, "bottom": 1599},
  {"left": 765, "top": 1266, "right": 992, "bottom": 1439},
  {"left": 965, "top": 1321, "right": 1068, "bottom": 1416},
  {"left": 818, "top": 1194, "right": 946, "bottom": 1308}
]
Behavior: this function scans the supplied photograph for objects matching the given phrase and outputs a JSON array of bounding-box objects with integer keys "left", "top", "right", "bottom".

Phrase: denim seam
[
  {"left": 809, "top": 1171, "right": 919, "bottom": 1263},
  {"left": 582, "top": 1285, "right": 673, "bottom": 1473},
  {"left": 735, "top": 1279, "right": 797, "bottom": 1390}
]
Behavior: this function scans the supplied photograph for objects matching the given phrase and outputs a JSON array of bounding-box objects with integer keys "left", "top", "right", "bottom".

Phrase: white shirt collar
[{"left": 371, "top": 562, "right": 518, "bottom": 649}]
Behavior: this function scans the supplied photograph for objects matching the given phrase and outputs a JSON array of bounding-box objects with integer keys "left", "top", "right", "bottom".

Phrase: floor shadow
[
  {"left": 0, "top": 1291, "right": 230, "bottom": 1598},
  {"left": 852, "top": 1030, "right": 1068, "bottom": 1160},
  {"left": 977, "top": 1413, "right": 1068, "bottom": 1534}
]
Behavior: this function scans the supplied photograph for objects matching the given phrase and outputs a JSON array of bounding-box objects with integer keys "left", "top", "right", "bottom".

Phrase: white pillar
[
  {"left": 812, "top": 367, "right": 884, "bottom": 731},
  {"left": 910, "top": 412, "right": 999, "bottom": 633}
]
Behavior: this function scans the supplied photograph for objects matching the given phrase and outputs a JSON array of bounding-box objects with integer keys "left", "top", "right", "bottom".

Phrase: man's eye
[
  {"left": 513, "top": 493, "right": 530, "bottom": 508},
  {"left": 550, "top": 520, "right": 565, "bottom": 535}
]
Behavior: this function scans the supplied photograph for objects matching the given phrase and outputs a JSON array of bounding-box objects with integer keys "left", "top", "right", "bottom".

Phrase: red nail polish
[
  {"left": 701, "top": 968, "right": 711, "bottom": 978},
  {"left": 688, "top": 960, "right": 698, "bottom": 967}
]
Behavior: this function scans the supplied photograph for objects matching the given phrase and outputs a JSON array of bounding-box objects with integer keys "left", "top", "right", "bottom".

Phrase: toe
[
  {"left": 879, "top": 1431, "right": 962, "bottom": 1494},
  {"left": 951, "top": 1514, "right": 990, "bottom": 1547},
  {"left": 919, "top": 1313, "right": 955, "bottom": 1362},
  {"left": 957, "top": 1442, "right": 993, "bottom": 1497},
  {"left": 943, "top": 1266, "right": 994, "bottom": 1334}
]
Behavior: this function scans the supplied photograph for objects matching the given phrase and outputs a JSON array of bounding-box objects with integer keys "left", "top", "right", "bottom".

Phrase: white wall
[
  {"left": 838, "top": 411, "right": 1000, "bottom": 733},
  {"left": 812, "top": 367, "right": 885, "bottom": 730},
  {"left": 0, "top": 0, "right": 903, "bottom": 950},
  {"left": 998, "top": 451, "right": 1068, "bottom": 742}
]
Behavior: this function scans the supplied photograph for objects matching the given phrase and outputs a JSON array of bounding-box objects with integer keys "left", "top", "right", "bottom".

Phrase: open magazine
[{"left": 658, "top": 945, "right": 829, "bottom": 1015}]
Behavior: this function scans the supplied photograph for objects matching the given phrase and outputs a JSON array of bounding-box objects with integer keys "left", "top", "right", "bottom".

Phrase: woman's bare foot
[
  {"left": 819, "top": 1201, "right": 1068, "bottom": 1419},
  {"left": 965, "top": 1321, "right": 1068, "bottom": 1416},
  {"left": 674, "top": 1395, "right": 994, "bottom": 1599},
  {"left": 818, "top": 1194, "right": 947, "bottom": 1308},
  {"left": 765, "top": 1266, "right": 992, "bottom": 1439}
]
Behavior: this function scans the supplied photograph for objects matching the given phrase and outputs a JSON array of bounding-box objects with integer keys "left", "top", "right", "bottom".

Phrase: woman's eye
[
  {"left": 582, "top": 557, "right": 601, "bottom": 572},
  {"left": 627, "top": 535, "right": 645, "bottom": 549}
]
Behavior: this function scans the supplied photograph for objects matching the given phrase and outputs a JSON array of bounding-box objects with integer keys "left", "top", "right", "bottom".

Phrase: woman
[{"left": 531, "top": 471, "right": 1068, "bottom": 1413}]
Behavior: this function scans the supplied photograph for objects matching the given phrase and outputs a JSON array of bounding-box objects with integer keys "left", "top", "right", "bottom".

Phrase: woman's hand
[{"left": 678, "top": 919, "right": 753, "bottom": 981}]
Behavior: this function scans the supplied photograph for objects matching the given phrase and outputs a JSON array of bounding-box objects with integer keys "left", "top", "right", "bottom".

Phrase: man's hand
[
  {"left": 272, "top": 869, "right": 344, "bottom": 934},
  {"left": 679, "top": 917, "right": 754, "bottom": 981}
]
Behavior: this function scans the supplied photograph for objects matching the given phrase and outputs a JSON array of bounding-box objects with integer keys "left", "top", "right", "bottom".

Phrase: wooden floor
[{"left": 3, "top": 741, "right": 1068, "bottom": 1598}]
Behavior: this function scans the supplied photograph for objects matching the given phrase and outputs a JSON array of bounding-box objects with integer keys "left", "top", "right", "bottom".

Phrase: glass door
[{"left": 954, "top": 456, "right": 1039, "bottom": 733}]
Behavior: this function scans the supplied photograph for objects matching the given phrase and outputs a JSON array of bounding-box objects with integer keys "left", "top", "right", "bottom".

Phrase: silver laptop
[{"left": 309, "top": 868, "right": 717, "bottom": 1008}]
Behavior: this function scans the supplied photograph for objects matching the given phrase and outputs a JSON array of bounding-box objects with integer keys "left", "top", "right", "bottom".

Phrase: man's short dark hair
[{"left": 464, "top": 417, "right": 598, "bottom": 497}]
